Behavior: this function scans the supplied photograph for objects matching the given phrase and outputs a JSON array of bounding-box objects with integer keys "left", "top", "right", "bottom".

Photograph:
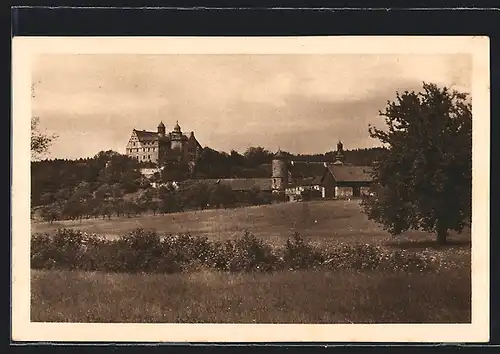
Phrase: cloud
[{"left": 31, "top": 54, "right": 472, "bottom": 159}]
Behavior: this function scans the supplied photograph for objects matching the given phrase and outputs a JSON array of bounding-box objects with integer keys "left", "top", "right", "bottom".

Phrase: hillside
[{"left": 31, "top": 200, "right": 470, "bottom": 248}]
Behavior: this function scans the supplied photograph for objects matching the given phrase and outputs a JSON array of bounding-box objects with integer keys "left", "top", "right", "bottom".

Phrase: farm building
[
  {"left": 157, "top": 141, "right": 374, "bottom": 202},
  {"left": 213, "top": 178, "right": 273, "bottom": 192},
  {"left": 271, "top": 141, "right": 374, "bottom": 201},
  {"left": 285, "top": 162, "right": 326, "bottom": 201},
  {"left": 321, "top": 164, "right": 373, "bottom": 199},
  {"left": 181, "top": 178, "right": 273, "bottom": 194}
]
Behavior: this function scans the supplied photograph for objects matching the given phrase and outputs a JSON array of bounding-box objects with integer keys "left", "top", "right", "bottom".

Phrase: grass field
[
  {"left": 31, "top": 267, "right": 471, "bottom": 323},
  {"left": 31, "top": 200, "right": 471, "bottom": 248},
  {"left": 30, "top": 200, "right": 472, "bottom": 323}
]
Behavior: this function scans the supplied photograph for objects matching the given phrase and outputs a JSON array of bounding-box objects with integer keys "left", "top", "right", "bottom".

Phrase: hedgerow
[{"left": 31, "top": 228, "right": 448, "bottom": 274}]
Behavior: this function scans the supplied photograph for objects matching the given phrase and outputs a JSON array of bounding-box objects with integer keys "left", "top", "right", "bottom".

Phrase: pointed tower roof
[
  {"left": 158, "top": 121, "right": 165, "bottom": 128},
  {"left": 334, "top": 140, "right": 345, "bottom": 165},
  {"left": 274, "top": 148, "right": 286, "bottom": 159},
  {"left": 173, "top": 120, "right": 181, "bottom": 132}
]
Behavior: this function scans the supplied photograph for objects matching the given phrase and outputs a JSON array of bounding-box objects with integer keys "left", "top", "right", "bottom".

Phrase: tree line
[
  {"left": 32, "top": 144, "right": 383, "bottom": 209},
  {"left": 158, "top": 145, "right": 386, "bottom": 182},
  {"left": 35, "top": 179, "right": 273, "bottom": 223}
]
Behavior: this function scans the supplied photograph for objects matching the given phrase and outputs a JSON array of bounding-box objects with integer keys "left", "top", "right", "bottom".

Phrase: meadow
[
  {"left": 31, "top": 200, "right": 470, "bottom": 247},
  {"left": 32, "top": 267, "right": 470, "bottom": 323},
  {"left": 30, "top": 200, "right": 472, "bottom": 323}
]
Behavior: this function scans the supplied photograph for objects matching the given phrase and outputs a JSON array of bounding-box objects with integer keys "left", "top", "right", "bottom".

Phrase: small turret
[
  {"left": 157, "top": 121, "right": 166, "bottom": 136},
  {"left": 173, "top": 120, "right": 181, "bottom": 133},
  {"left": 272, "top": 148, "right": 288, "bottom": 201},
  {"left": 334, "top": 140, "right": 345, "bottom": 165},
  {"left": 171, "top": 120, "right": 183, "bottom": 151}
]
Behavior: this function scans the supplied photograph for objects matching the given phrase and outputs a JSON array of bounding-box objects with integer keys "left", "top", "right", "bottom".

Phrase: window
[{"left": 148, "top": 155, "right": 151, "bottom": 160}]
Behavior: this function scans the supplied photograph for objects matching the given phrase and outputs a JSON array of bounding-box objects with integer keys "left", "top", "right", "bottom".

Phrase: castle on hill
[{"left": 125, "top": 121, "right": 202, "bottom": 165}]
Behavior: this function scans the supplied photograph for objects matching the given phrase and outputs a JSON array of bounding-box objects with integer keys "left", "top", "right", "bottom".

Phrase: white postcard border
[{"left": 11, "top": 36, "right": 490, "bottom": 343}]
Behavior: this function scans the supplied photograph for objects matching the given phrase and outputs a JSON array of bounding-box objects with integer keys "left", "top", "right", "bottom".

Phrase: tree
[
  {"left": 243, "top": 146, "right": 273, "bottom": 167},
  {"left": 179, "top": 181, "right": 212, "bottom": 210},
  {"left": 31, "top": 117, "right": 57, "bottom": 160},
  {"left": 209, "top": 183, "right": 236, "bottom": 208},
  {"left": 361, "top": 83, "right": 472, "bottom": 244},
  {"left": 158, "top": 185, "right": 182, "bottom": 213},
  {"left": 194, "top": 147, "right": 232, "bottom": 178},
  {"left": 40, "top": 203, "right": 61, "bottom": 223},
  {"left": 161, "top": 160, "right": 191, "bottom": 182}
]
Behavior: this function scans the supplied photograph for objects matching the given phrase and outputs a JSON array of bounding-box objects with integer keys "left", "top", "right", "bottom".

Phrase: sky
[{"left": 31, "top": 54, "right": 472, "bottom": 160}]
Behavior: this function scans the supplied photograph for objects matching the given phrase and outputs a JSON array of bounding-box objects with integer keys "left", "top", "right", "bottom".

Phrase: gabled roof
[
  {"left": 133, "top": 129, "right": 204, "bottom": 147},
  {"left": 187, "top": 178, "right": 272, "bottom": 191},
  {"left": 289, "top": 161, "right": 327, "bottom": 179},
  {"left": 287, "top": 176, "right": 323, "bottom": 187},
  {"left": 325, "top": 164, "right": 374, "bottom": 183},
  {"left": 134, "top": 130, "right": 159, "bottom": 142},
  {"left": 217, "top": 178, "right": 272, "bottom": 191}
]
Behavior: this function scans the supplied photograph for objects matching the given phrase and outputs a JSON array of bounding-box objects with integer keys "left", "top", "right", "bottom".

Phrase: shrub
[
  {"left": 113, "top": 228, "right": 163, "bottom": 273},
  {"left": 160, "top": 233, "right": 212, "bottom": 273},
  {"left": 79, "top": 235, "right": 116, "bottom": 272},
  {"left": 50, "top": 229, "right": 87, "bottom": 269},
  {"left": 283, "top": 233, "right": 324, "bottom": 270},
  {"left": 30, "top": 228, "right": 446, "bottom": 274},
  {"left": 31, "top": 232, "right": 56, "bottom": 269},
  {"left": 322, "top": 243, "right": 439, "bottom": 272},
  {"left": 208, "top": 232, "right": 279, "bottom": 272},
  {"left": 230, "top": 231, "right": 279, "bottom": 272}
]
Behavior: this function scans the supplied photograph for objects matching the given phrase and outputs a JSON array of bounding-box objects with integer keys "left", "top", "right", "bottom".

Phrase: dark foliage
[
  {"left": 31, "top": 228, "right": 445, "bottom": 274},
  {"left": 361, "top": 83, "right": 472, "bottom": 244}
]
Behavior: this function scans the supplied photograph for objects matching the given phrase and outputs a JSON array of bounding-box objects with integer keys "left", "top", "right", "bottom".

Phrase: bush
[
  {"left": 322, "top": 243, "right": 438, "bottom": 272},
  {"left": 50, "top": 229, "right": 87, "bottom": 269},
  {"left": 160, "top": 233, "right": 213, "bottom": 273},
  {"left": 283, "top": 233, "right": 324, "bottom": 270},
  {"left": 31, "top": 228, "right": 444, "bottom": 274},
  {"left": 113, "top": 229, "right": 163, "bottom": 273},
  {"left": 31, "top": 232, "right": 56, "bottom": 269},
  {"left": 214, "top": 231, "right": 279, "bottom": 272}
]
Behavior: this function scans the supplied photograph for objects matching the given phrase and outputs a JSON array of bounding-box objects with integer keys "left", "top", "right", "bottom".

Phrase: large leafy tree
[{"left": 362, "top": 83, "right": 472, "bottom": 244}]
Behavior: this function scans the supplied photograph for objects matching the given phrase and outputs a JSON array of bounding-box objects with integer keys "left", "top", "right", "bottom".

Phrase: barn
[
  {"left": 285, "top": 161, "right": 327, "bottom": 202},
  {"left": 321, "top": 164, "right": 374, "bottom": 199}
]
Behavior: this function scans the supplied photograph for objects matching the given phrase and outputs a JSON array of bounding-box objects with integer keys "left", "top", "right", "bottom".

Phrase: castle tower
[
  {"left": 333, "top": 140, "right": 345, "bottom": 165},
  {"left": 272, "top": 149, "right": 288, "bottom": 201},
  {"left": 157, "top": 121, "right": 166, "bottom": 136},
  {"left": 171, "top": 120, "right": 183, "bottom": 151}
]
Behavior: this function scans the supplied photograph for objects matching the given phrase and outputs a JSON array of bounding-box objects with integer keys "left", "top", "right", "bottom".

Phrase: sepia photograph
[{"left": 12, "top": 36, "right": 490, "bottom": 342}]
